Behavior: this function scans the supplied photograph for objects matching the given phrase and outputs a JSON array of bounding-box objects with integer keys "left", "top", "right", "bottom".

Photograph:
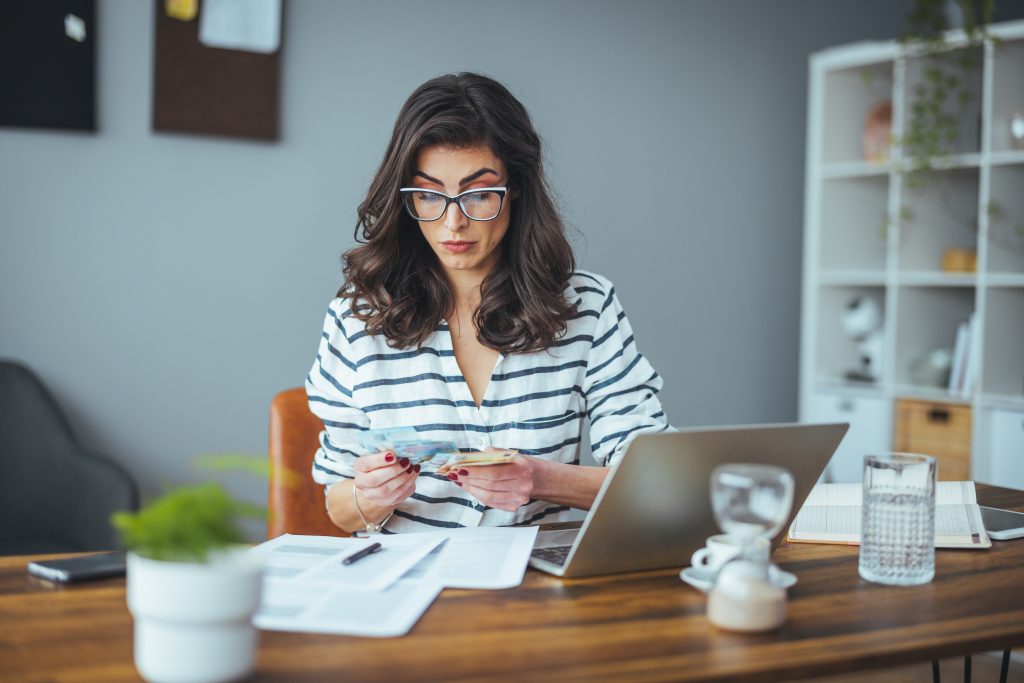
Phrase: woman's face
[{"left": 409, "top": 144, "right": 512, "bottom": 281}]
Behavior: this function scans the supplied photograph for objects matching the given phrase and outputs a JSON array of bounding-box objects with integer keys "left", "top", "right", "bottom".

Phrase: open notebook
[{"left": 788, "top": 480, "right": 991, "bottom": 549}]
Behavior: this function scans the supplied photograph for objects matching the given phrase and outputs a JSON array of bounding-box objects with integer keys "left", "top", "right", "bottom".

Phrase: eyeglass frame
[{"left": 398, "top": 186, "right": 508, "bottom": 222}]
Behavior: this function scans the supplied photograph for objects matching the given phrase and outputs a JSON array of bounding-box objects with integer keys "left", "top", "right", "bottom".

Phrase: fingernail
[
  {"left": 405, "top": 465, "right": 413, "bottom": 473},
  {"left": 384, "top": 453, "right": 395, "bottom": 462},
  {"left": 455, "top": 482, "right": 463, "bottom": 487},
  {"left": 399, "top": 458, "right": 409, "bottom": 467},
  {"left": 458, "top": 469, "right": 469, "bottom": 477},
  {"left": 414, "top": 464, "right": 421, "bottom": 473},
  {"left": 447, "top": 473, "right": 458, "bottom": 480}
]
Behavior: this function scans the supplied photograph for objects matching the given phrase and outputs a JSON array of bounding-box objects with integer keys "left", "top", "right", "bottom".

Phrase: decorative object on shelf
[
  {"left": 863, "top": 101, "right": 893, "bottom": 162},
  {"left": 112, "top": 454, "right": 285, "bottom": 683},
  {"left": 841, "top": 295, "right": 885, "bottom": 383},
  {"left": 1010, "top": 110, "right": 1024, "bottom": 149},
  {"left": 907, "top": 348, "right": 954, "bottom": 388},
  {"left": 940, "top": 247, "right": 977, "bottom": 272}
]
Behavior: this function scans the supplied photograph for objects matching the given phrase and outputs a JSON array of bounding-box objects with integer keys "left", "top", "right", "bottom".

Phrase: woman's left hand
[{"left": 447, "top": 453, "right": 537, "bottom": 512}]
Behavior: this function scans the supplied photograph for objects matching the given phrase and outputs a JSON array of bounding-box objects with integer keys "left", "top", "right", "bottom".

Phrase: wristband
[{"left": 352, "top": 484, "right": 394, "bottom": 534}]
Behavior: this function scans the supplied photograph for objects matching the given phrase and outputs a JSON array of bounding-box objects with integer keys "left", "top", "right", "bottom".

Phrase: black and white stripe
[{"left": 306, "top": 270, "right": 669, "bottom": 532}]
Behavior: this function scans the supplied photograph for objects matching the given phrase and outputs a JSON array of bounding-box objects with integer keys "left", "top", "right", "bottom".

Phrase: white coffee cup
[{"left": 690, "top": 534, "right": 770, "bottom": 573}]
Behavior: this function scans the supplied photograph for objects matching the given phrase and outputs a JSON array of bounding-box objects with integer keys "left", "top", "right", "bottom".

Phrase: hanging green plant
[{"left": 896, "top": 0, "right": 995, "bottom": 189}]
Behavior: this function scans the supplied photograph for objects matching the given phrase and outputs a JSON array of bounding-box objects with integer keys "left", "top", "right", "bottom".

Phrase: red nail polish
[
  {"left": 384, "top": 453, "right": 395, "bottom": 462},
  {"left": 455, "top": 482, "right": 463, "bottom": 487},
  {"left": 414, "top": 464, "right": 421, "bottom": 473},
  {"left": 447, "top": 473, "right": 458, "bottom": 480},
  {"left": 399, "top": 458, "right": 409, "bottom": 467},
  {"left": 458, "top": 469, "right": 469, "bottom": 477}
]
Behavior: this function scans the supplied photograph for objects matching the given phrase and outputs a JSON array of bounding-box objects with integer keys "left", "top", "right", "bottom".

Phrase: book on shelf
[
  {"left": 787, "top": 480, "right": 991, "bottom": 549},
  {"left": 948, "top": 319, "right": 969, "bottom": 393},
  {"left": 960, "top": 312, "right": 978, "bottom": 397},
  {"left": 948, "top": 312, "right": 977, "bottom": 397}
]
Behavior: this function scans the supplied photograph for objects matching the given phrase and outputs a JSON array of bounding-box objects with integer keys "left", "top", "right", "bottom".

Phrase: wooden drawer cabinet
[{"left": 893, "top": 399, "right": 972, "bottom": 480}]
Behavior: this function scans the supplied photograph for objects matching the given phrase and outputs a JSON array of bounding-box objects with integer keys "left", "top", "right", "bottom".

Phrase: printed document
[
  {"left": 250, "top": 525, "right": 539, "bottom": 637},
  {"left": 788, "top": 481, "right": 991, "bottom": 548}
]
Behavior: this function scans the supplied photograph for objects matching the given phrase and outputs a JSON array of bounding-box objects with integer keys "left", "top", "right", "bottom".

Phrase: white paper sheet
[
  {"left": 255, "top": 578, "right": 444, "bottom": 637},
  {"left": 402, "top": 526, "right": 539, "bottom": 589},
  {"left": 250, "top": 526, "right": 538, "bottom": 636},
  {"left": 199, "top": 0, "right": 281, "bottom": 54},
  {"left": 255, "top": 533, "right": 444, "bottom": 592}
]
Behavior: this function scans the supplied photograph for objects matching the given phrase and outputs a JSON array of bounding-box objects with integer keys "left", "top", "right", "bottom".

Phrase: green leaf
[{"left": 111, "top": 483, "right": 251, "bottom": 562}]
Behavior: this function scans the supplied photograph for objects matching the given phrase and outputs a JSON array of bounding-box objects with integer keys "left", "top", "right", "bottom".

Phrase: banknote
[
  {"left": 357, "top": 427, "right": 458, "bottom": 465},
  {"left": 435, "top": 450, "right": 518, "bottom": 473}
]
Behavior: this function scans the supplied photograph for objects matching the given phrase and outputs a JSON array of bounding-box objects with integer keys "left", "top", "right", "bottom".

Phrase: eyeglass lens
[{"left": 405, "top": 190, "right": 502, "bottom": 221}]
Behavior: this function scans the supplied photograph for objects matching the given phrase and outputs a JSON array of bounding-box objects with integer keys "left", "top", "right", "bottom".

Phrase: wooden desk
[{"left": 2, "top": 485, "right": 1023, "bottom": 683}]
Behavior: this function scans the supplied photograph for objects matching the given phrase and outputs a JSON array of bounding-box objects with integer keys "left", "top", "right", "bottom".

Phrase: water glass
[{"left": 858, "top": 453, "right": 937, "bottom": 586}]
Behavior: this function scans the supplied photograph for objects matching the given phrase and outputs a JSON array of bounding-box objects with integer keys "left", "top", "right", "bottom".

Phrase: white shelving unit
[{"left": 801, "top": 20, "right": 1024, "bottom": 489}]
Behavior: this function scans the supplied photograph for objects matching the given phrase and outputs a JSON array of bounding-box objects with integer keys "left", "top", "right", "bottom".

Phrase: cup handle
[{"left": 690, "top": 548, "right": 710, "bottom": 568}]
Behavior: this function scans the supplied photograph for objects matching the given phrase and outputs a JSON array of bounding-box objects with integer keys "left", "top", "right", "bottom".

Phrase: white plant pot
[{"left": 126, "top": 550, "right": 263, "bottom": 683}]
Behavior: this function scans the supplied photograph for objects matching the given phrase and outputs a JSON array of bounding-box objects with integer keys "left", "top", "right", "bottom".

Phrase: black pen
[{"left": 342, "top": 542, "right": 383, "bottom": 565}]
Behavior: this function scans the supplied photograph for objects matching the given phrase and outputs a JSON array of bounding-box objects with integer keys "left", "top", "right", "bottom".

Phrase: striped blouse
[{"left": 306, "top": 270, "right": 669, "bottom": 532}]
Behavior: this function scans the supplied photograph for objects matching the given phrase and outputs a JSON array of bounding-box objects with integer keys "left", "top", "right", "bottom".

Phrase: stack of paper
[
  {"left": 788, "top": 480, "right": 990, "bottom": 549},
  {"left": 250, "top": 526, "right": 538, "bottom": 637}
]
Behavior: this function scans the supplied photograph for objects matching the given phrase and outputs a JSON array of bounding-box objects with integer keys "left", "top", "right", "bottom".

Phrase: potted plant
[{"left": 112, "top": 456, "right": 270, "bottom": 683}]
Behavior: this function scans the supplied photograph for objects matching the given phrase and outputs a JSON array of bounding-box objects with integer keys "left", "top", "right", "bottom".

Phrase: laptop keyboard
[{"left": 531, "top": 545, "right": 571, "bottom": 566}]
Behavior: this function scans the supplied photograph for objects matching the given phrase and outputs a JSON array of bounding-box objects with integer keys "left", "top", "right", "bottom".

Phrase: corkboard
[{"left": 152, "top": 0, "right": 282, "bottom": 140}]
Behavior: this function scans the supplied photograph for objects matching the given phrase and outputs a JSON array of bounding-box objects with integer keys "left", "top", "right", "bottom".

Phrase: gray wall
[{"left": 1, "top": 0, "right": 921, "bottom": 509}]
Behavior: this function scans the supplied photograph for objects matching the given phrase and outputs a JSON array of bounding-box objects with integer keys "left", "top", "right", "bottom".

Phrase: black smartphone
[
  {"left": 26, "top": 551, "right": 127, "bottom": 582},
  {"left": 979, "top": 506, "right": 1024, "bottom": 541}
]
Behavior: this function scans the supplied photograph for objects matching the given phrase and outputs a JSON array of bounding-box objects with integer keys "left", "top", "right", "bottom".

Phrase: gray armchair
[{"left": 0, "top": 360, "right": 139, "bottom": 555}]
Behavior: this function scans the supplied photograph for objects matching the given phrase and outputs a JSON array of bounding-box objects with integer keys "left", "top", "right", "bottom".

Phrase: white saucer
[{"left": 679, "top": 565, "right": 798, "bottom": 593}]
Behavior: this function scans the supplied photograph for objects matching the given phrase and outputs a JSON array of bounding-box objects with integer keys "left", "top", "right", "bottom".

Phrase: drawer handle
[{"left": 927, "top": 408, "right": 950, "bottom": 423}]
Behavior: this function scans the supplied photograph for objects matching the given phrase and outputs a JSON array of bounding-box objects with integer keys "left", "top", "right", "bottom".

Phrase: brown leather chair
[{"left": 268, "top": 387, "right": 349, "bottom": 538}]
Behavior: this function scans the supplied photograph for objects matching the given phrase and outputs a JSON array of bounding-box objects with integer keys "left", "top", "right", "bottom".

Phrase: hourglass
[
  {"left": 710, "top": 463, "right": 794, "bottom": 578},
  {"left": 706, "top": 463, "right": 795, "bottom": 632}
]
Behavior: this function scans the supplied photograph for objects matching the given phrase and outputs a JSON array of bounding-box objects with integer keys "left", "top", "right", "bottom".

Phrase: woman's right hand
[{"left": 352, "top": 451, "right": 419, "bottom": 510}]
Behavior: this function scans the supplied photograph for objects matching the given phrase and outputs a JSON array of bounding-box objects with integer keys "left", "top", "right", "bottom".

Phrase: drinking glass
[
  {"left": 710, "top": 464, "right": 794, "bottom": 568},
  {"left": 859, "top": 453, "right": 936, "bottom": 586}
]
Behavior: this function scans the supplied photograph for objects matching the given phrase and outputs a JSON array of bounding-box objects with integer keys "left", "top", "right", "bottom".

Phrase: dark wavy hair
[{"left": 341, "top": 73, "right": 577, "bottom": 354}]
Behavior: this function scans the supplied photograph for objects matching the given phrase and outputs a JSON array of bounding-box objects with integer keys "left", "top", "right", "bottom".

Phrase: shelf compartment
[
  {"left": 821, "top": 161, "right": 890, "bottom": 179},
  {"left": 986, "top": 274, "right": 1024, "bottom": 287},
  {"left": 822, "top": 62, "right": 894, "bottom": 164},
  {"left": 981, "top": 288, "right": 1024, "bottom": 398},
  {"left": 819, "top": 270, "right": 887, "bottom": 286},
  {"left": 816, "top": 286, "right": 887, "bottom": 386},
  {"left": 897, "top": 167, "right": 979, "bottom": 272},
  {"left": 902, "top": 46, "right": 985, "bottom": 158},
  {"left": 892, "top": 384, "right": 972, "bottom": 405},
  {"left": 990, "top": 37, "right": 1024, "bottom": 153},
  {"left": 820, "top": 176, "right": 889, "bottom": 271},
  {"left": 985, "top": 164, "right": 1024, "bottom": 274},
  {"left": 894, "top": 286, "right": 975, "bottom": 390},
  {"left": 897, "top": 272, "right": 976, "bottom": 287},
  {"left": 989, "top": 150, "right": 1024, "bottom": 167}
]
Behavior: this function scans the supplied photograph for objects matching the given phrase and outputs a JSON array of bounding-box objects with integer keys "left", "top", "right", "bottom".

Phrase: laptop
[{"left": 529, "top": 422, "right": 848, "bottom": 578}]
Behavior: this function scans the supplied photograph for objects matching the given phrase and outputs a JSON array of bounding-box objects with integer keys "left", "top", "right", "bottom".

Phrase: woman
[{"left": 307, "top": 73, "right": 668, "bottom": 534}]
